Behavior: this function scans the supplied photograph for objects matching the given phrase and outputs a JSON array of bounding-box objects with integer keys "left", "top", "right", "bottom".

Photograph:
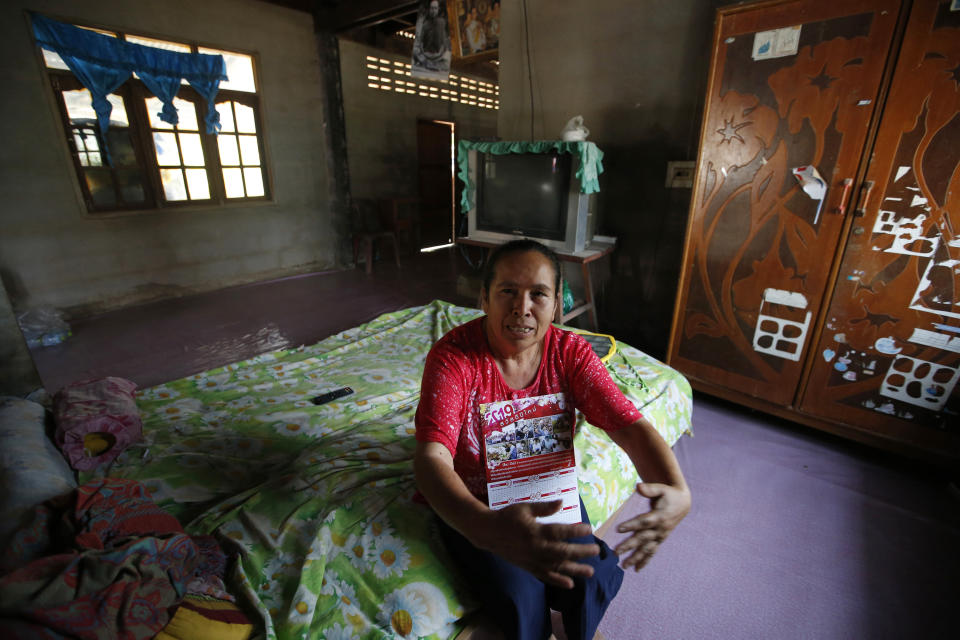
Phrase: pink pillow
[{"left": 53, "top": 377, "right": 142, "bottom": 471}]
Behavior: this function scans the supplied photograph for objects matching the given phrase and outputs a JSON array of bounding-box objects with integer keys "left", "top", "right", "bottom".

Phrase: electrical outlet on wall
[{"left": 665, "top": 161, "right": 695, "bottom": 188}]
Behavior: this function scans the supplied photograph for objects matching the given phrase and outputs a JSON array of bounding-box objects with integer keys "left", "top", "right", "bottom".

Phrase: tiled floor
[{"left": 31, "top": 247, "right": 478, "bottom": 392}]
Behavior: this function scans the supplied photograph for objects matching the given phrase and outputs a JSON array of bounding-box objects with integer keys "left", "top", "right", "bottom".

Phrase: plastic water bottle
[{"left": 41, "top": 330, "right": 70, "bottom": 347}]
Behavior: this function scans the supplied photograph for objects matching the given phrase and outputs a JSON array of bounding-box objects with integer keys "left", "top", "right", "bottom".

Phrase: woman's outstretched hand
[{"left": 614, "top": 482, "right": 691, "bottom": 571}]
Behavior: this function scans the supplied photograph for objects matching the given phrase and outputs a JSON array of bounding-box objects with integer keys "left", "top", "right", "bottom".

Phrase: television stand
[{"left": 455, "top": 237, "right": 615, "bottom": 330}]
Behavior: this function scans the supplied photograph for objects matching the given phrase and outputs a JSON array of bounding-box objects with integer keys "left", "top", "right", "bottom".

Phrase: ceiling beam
[{"left": 314, "top": 1, "right": 420, "bottom": 32}]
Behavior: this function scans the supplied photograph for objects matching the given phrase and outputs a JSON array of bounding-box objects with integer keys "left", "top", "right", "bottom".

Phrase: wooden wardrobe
[{"left": 667, "top": 0, "right": 960, "bottom": 465}]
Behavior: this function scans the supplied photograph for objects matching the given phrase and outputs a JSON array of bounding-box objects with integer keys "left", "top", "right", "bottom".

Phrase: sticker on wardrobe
[
  {"left": 751, "top": 25, "right": 801, "bottom": 60},
  {"left": 908, "top": 327, "right": 960, "bottom": 354},
  {"left": 752, "top": 288, "right": 811, "bottom": 362},
  {"left": 874, "top": 336, "right": 901, "bottom": 355},
  {"left": 878, "top": 355, "right": 959, "bottom": 412},
  {"left": 871, "top": 212, "right": 939, "bottom": 257},
  {"left": 909, "top": 258, "right": 960, "bottom": 320},
  {"left": 862, "top": 398, "right": 914, "bottom": 421},
  {"left": 831, "top": 348, "right": 878, "bottom": 382}
]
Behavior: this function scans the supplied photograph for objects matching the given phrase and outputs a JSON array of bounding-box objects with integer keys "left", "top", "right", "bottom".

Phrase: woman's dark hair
[{"left": 481, "top": 239, "right": 562, "bottom": 298}]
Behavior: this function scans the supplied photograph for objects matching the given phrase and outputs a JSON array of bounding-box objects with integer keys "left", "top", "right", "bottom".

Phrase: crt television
[{"left": 461, "top": 148, "right": 596, "bottom": 253}]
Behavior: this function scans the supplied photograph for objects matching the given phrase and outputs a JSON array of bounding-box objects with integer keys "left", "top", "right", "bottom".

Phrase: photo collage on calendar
[{"left": 480, "top": 393, "right": 581, "bottom": 524}]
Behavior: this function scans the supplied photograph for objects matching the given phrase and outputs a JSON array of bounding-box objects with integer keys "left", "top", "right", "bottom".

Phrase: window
[
  {"left": 215, "top": 100, "right": 265, "bottom": 198},
  {"left": 39, "top": 25, "right": 269, "bottom": 213}
]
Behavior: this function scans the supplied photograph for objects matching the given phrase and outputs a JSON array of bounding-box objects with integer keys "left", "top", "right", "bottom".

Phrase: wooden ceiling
[
  {"left": 261, "top": 0, "right": 420, "bottom": 34},
  {"left": 259, "top": 0, "right": 498, "bottom": 81}
]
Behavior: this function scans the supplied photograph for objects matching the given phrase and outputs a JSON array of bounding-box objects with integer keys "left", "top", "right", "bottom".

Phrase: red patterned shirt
[{"left": 415, "top": 317, "right": 642, "bottom": 501}]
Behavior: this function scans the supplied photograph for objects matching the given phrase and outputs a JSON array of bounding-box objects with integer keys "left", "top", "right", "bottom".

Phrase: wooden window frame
[
  {"left": 211, "top": 94, "right": 269, "bottom": 201},
  {"left": 39, "top": 25, "right": 270, "bottom": 214}
]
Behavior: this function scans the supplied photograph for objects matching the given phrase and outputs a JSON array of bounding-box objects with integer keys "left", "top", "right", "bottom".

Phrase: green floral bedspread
[{"left": 82, "top": 301, "right": 692, "bottom": 640}]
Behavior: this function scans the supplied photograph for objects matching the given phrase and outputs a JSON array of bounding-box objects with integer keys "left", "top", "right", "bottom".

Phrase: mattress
[{"left": 82, "top": 301, "right": 692, "bottom": 639}]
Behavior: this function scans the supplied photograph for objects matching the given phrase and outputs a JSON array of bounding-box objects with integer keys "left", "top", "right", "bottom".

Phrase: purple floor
[
  {"left": 27, "top": 248, "right": 959, "bottom": 639},
  {"left": 599, "top": 397, "right": 959, "bottom": 640}
]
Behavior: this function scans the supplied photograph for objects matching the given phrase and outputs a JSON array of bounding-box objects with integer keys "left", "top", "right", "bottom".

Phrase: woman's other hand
[{"left": 614, "top": 482, "right": 691, "bottom": 571}]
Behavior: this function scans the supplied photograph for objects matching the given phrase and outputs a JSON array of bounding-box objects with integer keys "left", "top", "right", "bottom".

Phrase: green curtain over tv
[{"left": 456, "top": 140, "right": 604, "bottom": 213}]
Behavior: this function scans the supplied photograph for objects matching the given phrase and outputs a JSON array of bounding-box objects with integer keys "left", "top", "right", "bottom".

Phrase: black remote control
[{"left": 311, "top": 387, "right": 354, "bottom": 405}]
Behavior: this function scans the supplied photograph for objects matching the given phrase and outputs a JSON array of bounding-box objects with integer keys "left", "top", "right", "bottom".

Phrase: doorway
[{"left": 416, "top": 119, "right": 455, "bottom": 250}]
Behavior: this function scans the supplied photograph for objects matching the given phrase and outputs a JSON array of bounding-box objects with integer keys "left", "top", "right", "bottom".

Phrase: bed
[{"left": 69, "top": 300, "right": 692, "bottom": 639}]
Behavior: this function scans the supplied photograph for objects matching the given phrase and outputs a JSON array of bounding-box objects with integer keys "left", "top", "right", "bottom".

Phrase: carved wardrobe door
[
  {"left": 668, "top": 0, "right": 902, "bottom": 405},
  {"left": 799, "top": 0, "right": 960, "bottom": 452}
]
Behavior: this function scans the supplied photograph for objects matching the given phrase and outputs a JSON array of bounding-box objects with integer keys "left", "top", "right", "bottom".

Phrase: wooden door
[
  {"left": 799, "top": 0, "right": 960, "bottom": 455},
  {"left": 667, "top": 0, "right": 902, "bottom": 406},
  {"left": 417, "top": 119, "right": 455, "bottom": 248}
]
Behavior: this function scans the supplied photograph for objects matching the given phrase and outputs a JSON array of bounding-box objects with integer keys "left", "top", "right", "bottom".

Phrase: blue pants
[{"left": 438, "top": 500, "right": 623, "bottom": 640}]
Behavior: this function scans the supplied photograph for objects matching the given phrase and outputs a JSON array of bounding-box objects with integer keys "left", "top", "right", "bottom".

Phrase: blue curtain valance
[{"left": 31, "top": 13, "right": 228, "bottom": 163}]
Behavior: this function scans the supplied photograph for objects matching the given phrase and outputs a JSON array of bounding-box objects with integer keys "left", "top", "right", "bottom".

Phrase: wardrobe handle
[
  {"left": 854, "top": 180, "right": 875, "bottom": 217},
  {"left": 833, "top": 178, "right": 854, "bottom": 215}
]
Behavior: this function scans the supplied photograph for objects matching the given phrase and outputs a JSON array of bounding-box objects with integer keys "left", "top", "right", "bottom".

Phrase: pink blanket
[{"left": 53, "top": 377, "right": 142, "bottom": 471}]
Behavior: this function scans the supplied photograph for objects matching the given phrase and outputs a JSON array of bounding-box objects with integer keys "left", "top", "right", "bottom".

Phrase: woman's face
[{"left": 481, "top": 250, "right": 559, "bottom": 357}]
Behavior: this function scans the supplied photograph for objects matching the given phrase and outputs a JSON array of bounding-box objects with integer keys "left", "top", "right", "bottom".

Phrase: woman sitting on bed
[{"left": 414, "top": 239, "right": 691, "bottom": 640}]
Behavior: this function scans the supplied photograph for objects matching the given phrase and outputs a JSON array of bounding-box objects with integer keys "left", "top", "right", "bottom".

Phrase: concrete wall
[
  {"left": 339, "top": 38, "right": 498, "bottom": 201},
  {"left": 497, "top": 0, "right": 724, "bottom": 358},
  {"left": 0, "top": 284, "right": 42, "bottom": 396},
  {"left": 0, "top": 0, "right": 339, "bottom": 319}
]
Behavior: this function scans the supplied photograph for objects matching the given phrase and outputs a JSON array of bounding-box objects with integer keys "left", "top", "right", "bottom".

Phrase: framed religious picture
[
  {"left": 447, "top": 0, "right": 500, "bottom": 61},
  {"left": 411, "top": 0, "right": 452, "bottom": 80}
]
